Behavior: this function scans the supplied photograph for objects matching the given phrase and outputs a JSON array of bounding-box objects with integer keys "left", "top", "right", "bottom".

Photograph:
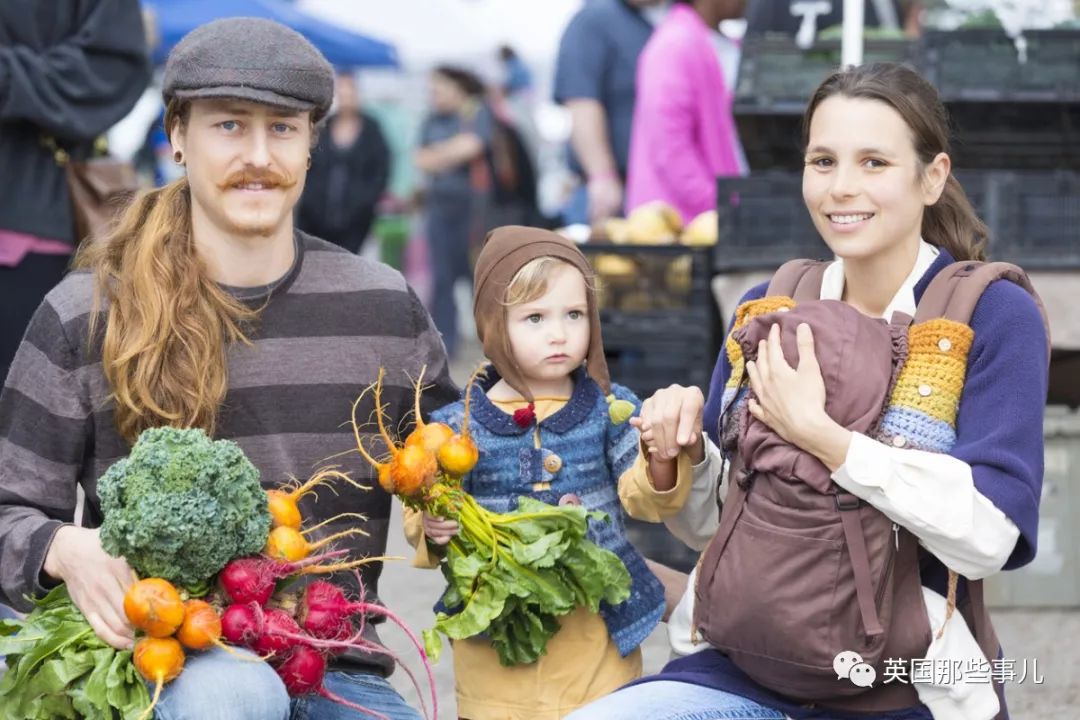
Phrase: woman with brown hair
[{"left": 569, "top": 62, "right": 1048, "bottom": 720}]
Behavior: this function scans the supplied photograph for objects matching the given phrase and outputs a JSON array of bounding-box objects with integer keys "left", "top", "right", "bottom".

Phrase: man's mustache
[{"left": 217, "top": 168, "right": 297, "bottom": 190}]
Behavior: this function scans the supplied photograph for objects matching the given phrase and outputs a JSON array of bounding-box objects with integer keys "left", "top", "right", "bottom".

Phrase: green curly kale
[{"left": 98, "top": 427, "right": 271, "bottom": 588}]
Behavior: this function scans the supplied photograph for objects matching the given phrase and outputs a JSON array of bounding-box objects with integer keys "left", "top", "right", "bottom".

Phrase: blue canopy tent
[{"left": 143, "top": 0, "right": 399, "bottom": 68}]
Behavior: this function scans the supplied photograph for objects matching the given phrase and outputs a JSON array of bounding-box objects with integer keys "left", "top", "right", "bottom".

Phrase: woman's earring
[
  {"left": 173, "top": 150, "right": 184, "bottom": 165},
  {"left": 306, "top": 155, "right": 312, "bottom": 169}
]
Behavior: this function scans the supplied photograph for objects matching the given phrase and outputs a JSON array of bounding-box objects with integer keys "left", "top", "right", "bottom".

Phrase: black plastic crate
[
  {"left": 919, "top": 30, "right": 1080, "bottom": 102},
  {"left": 714, "top": 172, "right": 830, "bottom": 272},
  {"left": 735, "top": 37, "right": 915, "bottom": 109},
  {"left": 734, "top": 37, "right": 914, "bottom": 170},
  {"left": 985, "top": 171, "right": 1080, "bottom": 269},
  {"left": 604, "top": 344, "right": 714, "bottom": 400},
  {"left": 946, "top": 102, "right": 1080, "bottom": 171},
  {"left": 580, "top": 244, "right": 721, "bottom": 397}
]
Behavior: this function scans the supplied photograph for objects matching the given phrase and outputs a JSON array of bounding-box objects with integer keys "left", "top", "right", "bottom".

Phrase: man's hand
[{"left": 43, "top": 526, "right": 134, "bottom": 649}]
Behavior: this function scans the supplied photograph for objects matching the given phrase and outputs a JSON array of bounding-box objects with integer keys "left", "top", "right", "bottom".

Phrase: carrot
[
  {"left": 267, "top": 467, "right": 370, "bottom": 530},
  {"left": 134, "top": 636, "right": 185, "bottom": 720},
  {"left": 123, "top": 578, "right": 186, "bottom": 638}
]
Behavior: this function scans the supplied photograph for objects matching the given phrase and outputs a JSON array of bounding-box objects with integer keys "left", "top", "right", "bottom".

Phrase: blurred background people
[
  {"left": 626, "top": 0, "right": 748, "bottom": 222},
  {"left": 0, "top": 0, "right": 149, "bottom": 380},
  {"left": 414, "top": 65, "right": 494, "bottom": 358},
  {"left": 298, "top": 71, "right": 391, "bottom": 253},
  {"left": 553, "top": 0, "right": 666, "bottom": 225}
]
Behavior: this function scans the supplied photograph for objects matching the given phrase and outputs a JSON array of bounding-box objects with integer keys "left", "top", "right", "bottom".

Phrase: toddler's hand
[{"left": 422, "top": 513, "right": 459, "bottom": 545}]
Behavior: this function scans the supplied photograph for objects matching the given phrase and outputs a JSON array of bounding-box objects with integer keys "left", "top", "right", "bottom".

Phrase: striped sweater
[{"left": 0, "top": 231, "right": 457, "bottom": 674}]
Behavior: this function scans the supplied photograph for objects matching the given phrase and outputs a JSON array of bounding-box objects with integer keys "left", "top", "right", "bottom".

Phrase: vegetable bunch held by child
[{"left": 351, "top": 366, "right": 633, "bottom": 666}]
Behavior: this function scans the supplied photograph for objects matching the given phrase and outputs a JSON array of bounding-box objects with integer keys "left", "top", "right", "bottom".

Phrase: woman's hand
[
  {"left": 631, "top": 384, "right": 706, "bottom": 463},
  {"left": 42, "top": 526, "right": 135, "bottom": 649},
  {"left": 745, "top": 322, "right": 852, "bottom": 470}
]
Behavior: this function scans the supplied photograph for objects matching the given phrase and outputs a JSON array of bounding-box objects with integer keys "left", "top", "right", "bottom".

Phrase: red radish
[
  {"left": 253, "top": 608, "right": 304, "bottom": 657},
  {"left": 296, "top": 576, "right": 438, "bottom": 720},
  {"left": 275, "top": 644, "right": 390, "bottom": 720},
  {"left": 221, "top": 603, "right": 263, "bottom": 648},
  {"left": 267, "top": 467, "right": 370, "bottom": 530},
  {"left": 218, "top": 550, "right": 390, "bottom": 606},
  {"left": 300, "top": 604, "right": 354, "bottom": 643}
]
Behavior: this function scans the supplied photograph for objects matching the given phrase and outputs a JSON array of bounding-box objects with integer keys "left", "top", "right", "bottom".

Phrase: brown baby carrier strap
[{"left": 694, "top": 257, "right": 1047, "bottom": 715}]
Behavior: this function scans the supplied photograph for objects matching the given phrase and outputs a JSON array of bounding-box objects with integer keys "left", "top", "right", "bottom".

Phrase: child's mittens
[{"left": 606, "top": 394, "right": 635, "bottom": 425}]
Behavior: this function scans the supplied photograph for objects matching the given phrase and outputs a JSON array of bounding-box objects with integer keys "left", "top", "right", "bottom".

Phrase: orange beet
[
  {"left": 124, "top": 578, "right": 185, "bottom": 638},
  {"left": 390, "top": 444, "right": 438, "bottom": 497},
  {"left": 405, "top": 421, "right": 455, "bottom": 454},
  {"left": 175, "top": 599, "right": 222, "bottom": 651},
  {"left": 437, "top": 434, "right": 479, "bottom": 476},
  {"left": 134, "top": 636, "right": 186, "bottom": 720}
]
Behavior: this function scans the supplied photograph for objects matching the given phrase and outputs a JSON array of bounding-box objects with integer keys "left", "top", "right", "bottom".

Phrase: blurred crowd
[{"left": 0, "top": 0, "right": 962, "bottom": 375}]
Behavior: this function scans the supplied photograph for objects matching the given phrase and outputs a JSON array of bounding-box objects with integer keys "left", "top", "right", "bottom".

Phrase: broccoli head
[{"left": 98, "top": 427, "right": 271, "bottom": 588}]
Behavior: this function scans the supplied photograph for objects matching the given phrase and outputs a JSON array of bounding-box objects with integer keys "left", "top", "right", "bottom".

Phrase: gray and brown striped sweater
[{"left": 0, "top": 231, "right": 457, "bottom": 675}]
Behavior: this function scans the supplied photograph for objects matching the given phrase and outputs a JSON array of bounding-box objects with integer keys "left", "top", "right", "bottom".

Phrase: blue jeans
[
  {"left": 565, "top": 680, "right": 787, "bottom": 720},
  {"left": 155, "top": 646, "right": 420, "bottom": 720}
]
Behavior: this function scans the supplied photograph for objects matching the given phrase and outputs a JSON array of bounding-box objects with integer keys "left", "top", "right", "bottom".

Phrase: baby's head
[{"left": 473, "top": 226, "right": 610, "bottom": 402}]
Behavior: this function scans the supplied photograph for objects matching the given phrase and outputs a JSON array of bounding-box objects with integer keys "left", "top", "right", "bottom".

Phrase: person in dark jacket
[
  {"left": 297, "top": 71, "right": 390, "bottom": 254},
  {"left": 0, "top": 0, "right": 150, "bottom": 380}
]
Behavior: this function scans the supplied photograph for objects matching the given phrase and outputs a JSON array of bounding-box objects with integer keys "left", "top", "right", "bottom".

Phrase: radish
[
  {"left": 296, "top": 577, "right": 438, "bottom": 720},
  {"left": 275, "top": 644, "right": 390, "bottom": 720},
  {"left": 221, "top": 602, "right": 263, "bottom": 648},
  {"left": 253, "top": 608, "right": 304, "bottom": 657},
  {"left": 267, "top": 467, "right": 370, "bottom": 530},
  {"left": 218, "top": 550, "right": 392, "bottom": 606}
]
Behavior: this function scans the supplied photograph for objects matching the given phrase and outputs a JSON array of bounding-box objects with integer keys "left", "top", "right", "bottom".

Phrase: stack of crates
[
  {"left": 580, "top": 243, "right": 722, "bottom": 572},
  {"left": 986, "top": 408, "right": 1080, "bottom": 607},
  {"left": 580, "top": 243, "right": 721, "bottom": 400}
]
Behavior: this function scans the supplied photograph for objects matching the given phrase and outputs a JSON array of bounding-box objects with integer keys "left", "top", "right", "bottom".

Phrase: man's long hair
[{"left": 73, "top": 101, "right": 256, "bottom": 444}]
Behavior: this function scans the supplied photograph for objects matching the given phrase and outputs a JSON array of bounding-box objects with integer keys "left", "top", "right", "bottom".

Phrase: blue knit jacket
[{"left": 430, "top": 366, "right": 667, "bottom": 657}]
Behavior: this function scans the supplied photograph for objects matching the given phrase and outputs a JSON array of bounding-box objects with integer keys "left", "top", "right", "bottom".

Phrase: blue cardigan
[
  {"left": 656, "top": 249, "right": 1048, "bottom": 719},
  {"left": 430, "top": 366, "right": 666, "bottom": 657}
]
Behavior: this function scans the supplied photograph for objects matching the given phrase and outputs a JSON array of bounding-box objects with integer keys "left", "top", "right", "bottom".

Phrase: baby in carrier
[{"left": 703, "top": 297, "right": 999, "bottom": 719}]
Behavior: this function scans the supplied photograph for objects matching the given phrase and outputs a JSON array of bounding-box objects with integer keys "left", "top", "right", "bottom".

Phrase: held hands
[
  {"left": 42, "top": 526, "right": 135, "bottom": 649},
  {"left": 421, "top": 512, "right": 460, "bottom": 546},
  {"left": 632, "top": 384, "right": 707, "bottom": 475},
  {"left": 745, "top": 323, "right": 851, "bottom": 470}
]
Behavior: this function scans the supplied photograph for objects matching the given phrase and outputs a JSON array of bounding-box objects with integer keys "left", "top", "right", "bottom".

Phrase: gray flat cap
[{"left": 162, "top": 17, "right": 334, "bottom": 121}]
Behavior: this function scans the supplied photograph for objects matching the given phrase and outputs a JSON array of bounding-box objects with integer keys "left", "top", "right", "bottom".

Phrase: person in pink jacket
[{"left": 626, "top": 0, "right": 747, "bottom": 223}]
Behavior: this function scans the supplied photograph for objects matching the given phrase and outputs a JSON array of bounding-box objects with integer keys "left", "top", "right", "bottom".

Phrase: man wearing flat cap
[{"left": 0, "top": 17, "right": 453, "bottom": 720}]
